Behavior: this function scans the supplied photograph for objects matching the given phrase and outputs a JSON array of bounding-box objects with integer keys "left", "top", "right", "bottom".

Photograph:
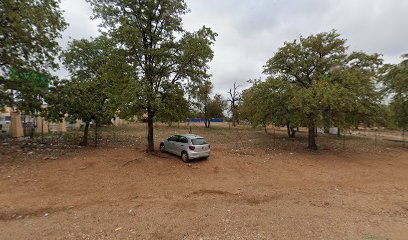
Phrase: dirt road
[{"left": 0, "top": 126, "right": 407, "bottom": 239}]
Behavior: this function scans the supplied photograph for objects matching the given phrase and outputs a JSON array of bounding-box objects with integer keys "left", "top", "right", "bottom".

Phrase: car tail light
[{"left": 189, "top": 146, "right": 195, "bottom": 150}]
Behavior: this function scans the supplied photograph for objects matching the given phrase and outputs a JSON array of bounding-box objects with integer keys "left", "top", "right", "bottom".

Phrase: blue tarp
[{"left": 185, "top": 118, "right": 223, "bottom": 123}]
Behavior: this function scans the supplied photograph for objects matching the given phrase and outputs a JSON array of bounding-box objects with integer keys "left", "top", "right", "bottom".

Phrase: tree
[
  {"left": 87, "top": 0, "right": 217, "bottom": 153},
  {"left": 192, "top": 81, "right": 226, "bottom": 128},
  {"left": 383, "top": 54, "right": 408, "bottom": 132},
  {"left": 263, "top": 31, "right": 384, "bottom": 150},
  {"left": 228, "top": 82, "right": 242, "bottom": 127},
  {"left": 205, "top": 94, "right": 227, "bottom": 128},
  {"left": 154, "top": 86, "right": 189, "bottom": 126},
  {"left": 240, "top": 78, "right": 299, "bottom": 138},
  {"left": 194, "top": 80, "right": 211, "bottom": 128},
  {"left": 0, "top": 0, "right": 67, "bottom": 109},
  {"left": 45, "top": 36, "right": 130, "bottom": 146}
]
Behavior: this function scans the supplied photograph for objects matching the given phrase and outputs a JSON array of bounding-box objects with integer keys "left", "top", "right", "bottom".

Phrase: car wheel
[
  {"left": 160, "top": 143, "right": 165, "bottom": 152},
  {"left": 181, "top": 151, "right": 189, "bottom": 162}
]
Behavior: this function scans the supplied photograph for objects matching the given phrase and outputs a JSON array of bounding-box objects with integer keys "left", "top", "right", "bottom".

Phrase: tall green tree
[
  {"left": 383, "top": 54, "right": 408, "bottom": 131},
  {"left": 87, "top": 0, "right": 217, "bottom": 152},
  {"left": 0, "top": 0, "right": 67, "bottom": 110},
  {"left": 263, "top": 31, "right": 384, "bottom": 150},
  {"left": 45, "top": 36, "right": 130, "bottom": 146},
  {"left": 192, "top": 81, "right": 226, "bottom": 128},
  {"left": 194, "top": 80, "right": 211, "bottom": 128},
  {"left": 205, "top": 94, "right": 227, "bottom": 128},
  {"left": 240, "top": 78, "right": 299, "bottom": 137}
]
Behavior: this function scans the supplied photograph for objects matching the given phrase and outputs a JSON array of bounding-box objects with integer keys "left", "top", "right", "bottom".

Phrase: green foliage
[
  {"left": 192, "top": 81, "right": 226, "bottom": 128},
  {"left": 87, "top": 0, "right": 217, "bottom": 151},
  {"left": 254, "top": 30, "right": 384, "bottom": 149},
  {"left": 0, "top": 0, "right": 67, "bottom": 109},
  {"left": 241, "top": 78, "right": 298, "bottom": 128},
  {"left": 207, "top": 94, "right": 227, "bottom": 119},
  {"left": 7, "top": 69, "right": 50, "bottom": 114},
  {"left": 383, "top": 54, "right": 408, "bottom": 129},
  {"left": 154, "top": 86, "right": 189, "bottom": 125},
  {"left": 45, "top": 35, "right": 130, "bottom": 145}
]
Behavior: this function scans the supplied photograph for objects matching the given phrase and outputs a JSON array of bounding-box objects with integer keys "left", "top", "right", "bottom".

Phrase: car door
[
  {"left": 166, "top": 135, "right": 179, "bottom": 154},
  {"left": 175, "top": 136, "right": 188, "bottom": 156}
]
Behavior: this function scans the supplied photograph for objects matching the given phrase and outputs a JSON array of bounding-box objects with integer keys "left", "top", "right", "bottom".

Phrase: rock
[
  {"left": 128, "top": 209, "right": 135, "bottom": 215},
  {"left": 44, "top": 213, "right": 49, "bottom": 217},
  {"left": 27, "top": 152, "right": 34, "bottom": 155}
]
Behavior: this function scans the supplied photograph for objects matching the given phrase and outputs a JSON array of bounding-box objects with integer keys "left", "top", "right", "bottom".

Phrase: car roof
[{"left": 177, "top": 134, "right": 204, "bottom": 139}]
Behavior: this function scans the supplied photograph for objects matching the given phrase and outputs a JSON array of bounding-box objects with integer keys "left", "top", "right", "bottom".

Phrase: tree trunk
[
  {"left": 232, "top": 116, "right": 236, "bottom": 127},
  {"left": 94, "top": 121, "right": 98, "bottom": 147},
  {"left": 204, "top": 119, "right": 209, "bottom": 128},
  {"left": 287, "top": 125, "right": 296, "bottom": 138},
  {"left": 207, "top": 120, "right": 211, "bottom": 128},
  {"left": 308, "top": 126, "right": 317, "bottom": 150},
  {"left": 80, "top": 122, "right": 90, "bottom": 146},
  {"left": 147, "top": 109, "right": 155, "bottom": 153}
]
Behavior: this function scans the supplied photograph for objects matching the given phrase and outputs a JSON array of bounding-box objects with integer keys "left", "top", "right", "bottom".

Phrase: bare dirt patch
[{"left": 0, "top": 123, "right": 407, "bottom": 239}]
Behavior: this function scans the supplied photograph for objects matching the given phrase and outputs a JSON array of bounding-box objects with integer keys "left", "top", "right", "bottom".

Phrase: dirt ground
[{"left": 0, "top": 123, "right": 407, "bottom": 240}]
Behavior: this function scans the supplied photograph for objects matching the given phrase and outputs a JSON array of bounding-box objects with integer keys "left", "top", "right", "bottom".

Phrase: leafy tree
[
  {"left": 7, "top": 69, "right": 51, "bottom": 115},
  {"left": 192, "top": 81, "right": 226, "bottom": 128},
  {"left": 240, "top": 78, "right": 299, "bottom": 138},
  {"left": 87, "top": 0, "right": 217, "bottom": 153},
  {"left": 205, "top": 94, "right": 227, "bottom": 128},
  {"left": 383, "top": 54, "right": 408, "bottom": 131},
  {"left": 0, "top": 0, "right": 67, "bottom": 110},
  {"left": 263, "top": 30, "right": 384, "bottom": 150},
  {"left": 193, "top": 80, "right": 211, "bottom": 128},
  {"left": 154, "top": 86, "right": 189, "bottom": 126},
  {"left": 45, "top": 36, "right": 130, "bottom": 146}
]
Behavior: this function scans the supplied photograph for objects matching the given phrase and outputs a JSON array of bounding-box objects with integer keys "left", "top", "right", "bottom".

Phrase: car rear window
[{"left": 192, "top": 138, "right": 208, "bottom": 145}]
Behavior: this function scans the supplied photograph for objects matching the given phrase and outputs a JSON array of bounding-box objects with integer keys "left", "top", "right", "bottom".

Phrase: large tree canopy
[
  {"left": 45, "top": 35, "right": 130, "bottom": 146},
  {"left": 0, "top": 0, "right": 67, "bottom": 110},
  {"left": 383, "top": 54, "right": 408, "bottom": 130},
  {"left": 193, "top": 81, "right": 227, "bottom": 128},
  {"left": 258, "top": 31, "right": 384, "bottom": 150},
  {"left": 87, "top": 0, "right": 217, "bottom": 152}
]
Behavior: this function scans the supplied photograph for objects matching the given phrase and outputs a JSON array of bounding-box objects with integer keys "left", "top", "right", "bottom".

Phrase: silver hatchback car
[{"left": 160, "top": 134, "right": 211, "bottom": 162}]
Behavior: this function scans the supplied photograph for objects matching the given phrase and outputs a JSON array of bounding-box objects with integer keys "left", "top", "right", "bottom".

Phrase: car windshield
[{"left": 191, "top": 138, "right": 208, "bottom": 145}]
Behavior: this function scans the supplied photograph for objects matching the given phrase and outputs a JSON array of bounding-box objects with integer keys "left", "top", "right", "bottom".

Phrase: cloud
[{"left": 59, "top": 0, "right": 408, "bottom": 95}]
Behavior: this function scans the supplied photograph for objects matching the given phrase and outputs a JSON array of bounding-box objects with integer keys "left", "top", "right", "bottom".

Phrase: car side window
[
  {"left": 169, "top": 135, "right": 180, "bottom": 142},
  {"left": 179, "top": 137, "right": 188, "bottom": 143}
]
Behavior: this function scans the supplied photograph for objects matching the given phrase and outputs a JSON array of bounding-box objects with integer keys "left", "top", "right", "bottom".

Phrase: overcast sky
[{"left": 59, "top": 0, "right": 408, "bottom": 96}]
